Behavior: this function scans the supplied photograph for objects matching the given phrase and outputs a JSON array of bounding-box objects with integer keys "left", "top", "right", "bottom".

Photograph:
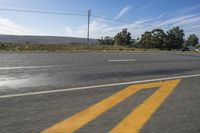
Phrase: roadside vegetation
[
  {"left": 0, "top": 26, "right": 199, "bottom": 52},
  {"left": 0, "top": 43, "right": 159, "bottom": 52},
  {"left": 99, "top": 26, "right": 199, "bottom": 51}
]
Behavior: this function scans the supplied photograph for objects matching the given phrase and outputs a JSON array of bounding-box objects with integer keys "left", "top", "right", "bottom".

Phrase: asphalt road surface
[{"left": 0, "top": 52, "right": 200, "bottom": 133}]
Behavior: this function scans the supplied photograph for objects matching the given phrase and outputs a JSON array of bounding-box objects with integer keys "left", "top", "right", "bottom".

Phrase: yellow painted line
[
  {"left": 42, "top": 80, "right": 179, "bottom": 133},
  {"left": 41, "top": 81, "right": 163, "bottom": 133},
  {"left": 110, "top": 79, "right": 181, "bottom": 133}
]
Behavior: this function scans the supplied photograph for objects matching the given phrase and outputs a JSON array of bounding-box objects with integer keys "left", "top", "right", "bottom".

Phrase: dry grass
[{"left": 0, "top": 43, "right": 162, "bottom": 52}]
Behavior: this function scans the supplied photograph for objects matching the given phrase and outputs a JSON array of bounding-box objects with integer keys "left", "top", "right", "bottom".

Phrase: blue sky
[{"left": 0, "top": 0, "right": 200, "bottom": 38}]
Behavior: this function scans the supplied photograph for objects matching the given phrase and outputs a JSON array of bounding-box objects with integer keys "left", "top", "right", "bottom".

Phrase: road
[{"left": 0, "top": 52, "right": 200, "bottom": 133}]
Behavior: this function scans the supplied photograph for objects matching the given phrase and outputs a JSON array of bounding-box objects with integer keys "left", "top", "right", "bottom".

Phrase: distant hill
[{"left": 0, "top": 34, "right": 98, "bottom": 45}]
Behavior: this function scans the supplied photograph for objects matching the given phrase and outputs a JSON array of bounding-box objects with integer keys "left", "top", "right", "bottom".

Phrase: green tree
[
  {"left": 151, "top": 29, "right": 167, "bottom": 49},
  {"left": 98, "top": 36, "right": 114, "bottom": 45},
  {"left": 114, "top": 28, "right": 131, "bottom": 46},
  {"left": 186, "top": 34, "right": 199, "bottom": 47},
  {"left": 139, "top": 31, "right": 153, "bottom": 49},
  {"left": 166, "top": 27, "right": 185, "bottom": 50}
]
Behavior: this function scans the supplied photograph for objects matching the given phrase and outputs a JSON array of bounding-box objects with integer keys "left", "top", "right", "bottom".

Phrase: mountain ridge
[{"left": 0, "top": 34, "right": 98, "bottom": 44}]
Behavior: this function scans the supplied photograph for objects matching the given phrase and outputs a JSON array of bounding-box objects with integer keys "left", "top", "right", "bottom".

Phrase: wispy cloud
[
  {"left": 0, "top": 16, "right": 28, "bottom": 35},
  {"left": 140, "top": 1, "right": 152, "bottom": 10},
  {"left": 64, "top": 13, "right": 200, "bottom": 38},
  {"left": 64, "top": 19, "right": 154, "bottom": 38},
  {"left": 114, "top": 6, "right": 132, "bottom": 19},
  {"left": 185, "top": 3, "right": 200, "bottom": 13},
  {"left": 177, "top": 3, "right": 200, "bottom": 16},
  {"left": 157, "top": 12, "right": 167, "bottom": 19}
]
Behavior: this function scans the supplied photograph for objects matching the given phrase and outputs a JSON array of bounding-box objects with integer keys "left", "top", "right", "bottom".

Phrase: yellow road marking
[
  {"left": 110, "top": 79, "right": 180, "bottom": 133},
  {"left": 41, "top": 80, "right": 180, "bottom": 133}
]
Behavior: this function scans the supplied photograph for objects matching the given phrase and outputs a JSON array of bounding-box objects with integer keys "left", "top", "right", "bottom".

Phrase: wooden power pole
[{"left": 87, "top": 9, "right": 91, "bottom": 45}]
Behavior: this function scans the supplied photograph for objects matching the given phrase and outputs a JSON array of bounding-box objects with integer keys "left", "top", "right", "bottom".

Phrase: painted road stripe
[
  {"left": 110, "top": 79, "right": 180, "bottom": 133},
  {"left": 41, "top": 80, "right": 180, "bottom": 133},
  {"left": 108, "top": 59, "right": 136, "bottom": 62},
  {"left": 41, "top": 81, "right": 164, "bottom": 133},
  {"left": 0, "top": 74, "right": 199, "bottom": 99},
  {"left": 0, "top": 73, "right": 199, "bottom": 99},
  {"left": 0, "top": 65, "right": 64, "bottom": 70}
]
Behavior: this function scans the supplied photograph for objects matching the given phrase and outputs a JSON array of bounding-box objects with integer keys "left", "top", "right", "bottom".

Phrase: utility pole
[{"left": 87, "top": 9, "right": 91, "bottom": 45}]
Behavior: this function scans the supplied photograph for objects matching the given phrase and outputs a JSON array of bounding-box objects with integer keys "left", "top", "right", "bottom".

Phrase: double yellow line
[{"left": 42, "top": 79, "right": 180, "bottom": 133}]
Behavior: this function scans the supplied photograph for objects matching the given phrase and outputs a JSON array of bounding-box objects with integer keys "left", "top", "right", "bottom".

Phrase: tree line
[{"left": 98, "top": 27, "right": 199, "bottom": 50}]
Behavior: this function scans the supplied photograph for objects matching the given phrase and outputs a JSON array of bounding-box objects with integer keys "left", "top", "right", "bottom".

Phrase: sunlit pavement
[{"left": 0, "top": 52, "right": 200, "bottom": 133}]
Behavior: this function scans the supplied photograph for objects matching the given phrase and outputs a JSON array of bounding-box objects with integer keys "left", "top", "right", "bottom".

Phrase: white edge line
[{"left": 1, "top": 73, "right": 200, "bottom": 99}]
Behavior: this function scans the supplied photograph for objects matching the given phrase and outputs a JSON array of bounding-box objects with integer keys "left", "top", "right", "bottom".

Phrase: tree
[
  {"left": 114, "top": 28, "right": 131, "bottom": 46},
  {"left": 138, "top": 29, "right": 168, "bottom": 49},
  {"left": 139, "top": 31, "right": 153, "bottom": 49},
  {"left": 166, "top": 27, "right": 185, "bottom": 50},
  {"left": 151, "top": 29, "right": 167, "bottom": 49},
  {"left": 98, "top": 36, "right": 114, "bottom": 45},
  {"left": 186, "top": 34, "right": 199, "bottom": 47}
]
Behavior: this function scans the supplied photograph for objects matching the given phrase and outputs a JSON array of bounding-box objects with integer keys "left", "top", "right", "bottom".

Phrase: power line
[
  {"left": 91, "top": 14, "right": 134, "bottom": 24},
  {"left": 92, "top": 14, "right": 157, "bottom": 28},
  {"left": 0, "top": 2, "right": 87, "bottom": 12},
  {"left": 0, "top": 8, "right": 87, "bottom": 16},
  {"left": 0, "top": 7, "right": 137, "bottom": 23},
  {"left": 0, "top": 7, "right": 135, "bottom": 23},
  {"left": 0, "top": 7, "right": 158, "bottom": 29},
  {"left": 0, "top": 7, "right": 157, "bottom": 39}
]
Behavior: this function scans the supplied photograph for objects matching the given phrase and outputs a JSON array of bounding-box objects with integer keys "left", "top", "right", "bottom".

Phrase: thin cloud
[
  {"left": 64, "top": 13, "right": 200, "bottom": 39},
  {"left": 155, "top": 14, "right": 200, "bottom": 27},
  {"left": 114, "top": 6, "right": 132, "bottom": 19},
  {"left": 0, "top": 16, "right": 28, "bottom": 35},
  {"left": 177, "top": 3, "right": 200, "bottom": 16},
  {"left": 140, "top": 1, "right": 152, "bottom": 10},
  {"left": 185, "top": 3, "right": 200, "bottom": 13},
  {"left": 157, "top": 12, "right": 167, "bottom": 19}
]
